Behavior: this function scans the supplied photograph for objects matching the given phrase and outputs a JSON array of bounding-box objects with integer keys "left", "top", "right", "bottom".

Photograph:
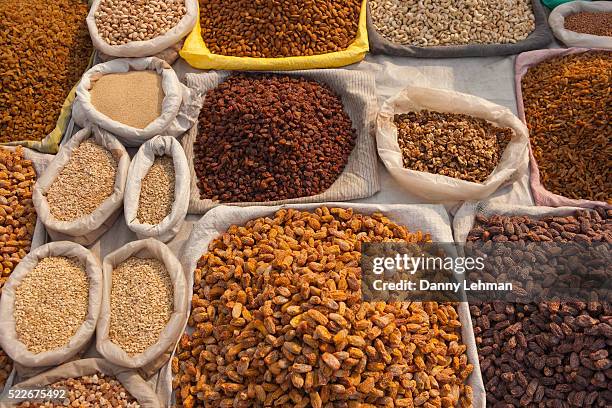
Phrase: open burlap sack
[
  {"left": 182, "top": 69, "right": 380, "bottom": 214},
  {"left": 549, "top": 1, "right": 612, "bottom": 48},
  {"left": 377, "top": 86, "right": 530, "bottom": 203},
  {"left": 87, "top": 0, "right": 197, "bottom": 59},
  {"left": 72, "top": 57, "right": 202, "bottom": 147},
  {"left": 155, "top": 203, "right": 485, "bottom": 407},
  {"left": 32, "top": 127, "right": 130, "bottom": 246},
  {"left": 124, "top": 136, "right": 189, "bottom": 243},
  {"left": 0, "top": 242, "right": 102, "bottom": 370},
  {"left": 367, "top": 0, "right": 553, "bottom": 58},
  {"left": 3, "top": 358, "right": 161, "bottom": 408},
  {"left": 97, "top": 239, "right": 188, "bottom": 379}
]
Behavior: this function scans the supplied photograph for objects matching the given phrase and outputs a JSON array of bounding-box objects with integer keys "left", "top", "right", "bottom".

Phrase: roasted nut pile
[
  {"left": 46, "top": 140, "right": 118, "bottom": 222},
  {"left": 395, "top": 111, "right": 512, "bottom": 183},
  {"left": 468, "top": 207, "right": 612, "bottom": 407},
  {"left": 110, "top": 257, "right": 173, "bottom": 355},
  {"left": 199, "top": 0, "right": 362, "bottom": 57},
  {"left": 90, "top": 71, "right": 164, "bottom": 130},
  {"left": 370, "top": 0, "right": 535, "bottom": 46},
  {"left": 95, "top": 0, "right": 187, "bottom": 45},
  {"left": 17, "top": 374, "right": 139, "bottom": 408},
  {"left": 14, "top": 256, "right": 89, "bottom": 354},
  {"left": 522, "top": 51, "right": 612, "bottom": 203},
  {"left": 0, "top": 347, "right": 11, "bottom": 390},
  {"left": 564, "top": 12, "right": 612, "bottom": 37},
  {"left": 173, "top": 207, "right": 474, "bottom": 408},
  {"left": 137, "top": 156, "right": 175, "bottom": 225},
  {"left": 0, "top": 0, "right": 92, "bottom": 143},
  {"left": 194, "top": 75, "right": 356, "bottom": 202},
  {"left": 0, "top": 147, "right": 36, "bottom": 295}
]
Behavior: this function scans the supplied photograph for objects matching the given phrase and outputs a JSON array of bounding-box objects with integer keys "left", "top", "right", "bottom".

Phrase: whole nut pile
[
  {"left": 95, "top": 0, "right": 187, "bottom": 45},
  {"left": 17, "top": 374, "right": 139, "bottom": 408},
  {"left": 14, "top": 256, "right": 89, "bottom": 354},
  {"left": 0, "top": 0, "right": 92, "bottom": 143},
  {"left": 564, "top": 12, "right": 612, "bottom": 37},
  {"left": 110, "top": 257, "right": 174, "bottom": 355},
  {"left": 194, "top": 75, "right": 356, "bottom": 202},
  {"left": 137, "top": 156, "right": 175, "bottom": 225},
  {"left": 173, "top": 207, "right": 474, "bottom": 408},
  {"left": 0, "top": 147, "right": 36, "bottom": 295},
  {"left": 370, "top": 0, "right": 535, "bottom": 46},
  {"left": 0, "top": 347, "right": 11, "bottom": 390},
  {"left": 46, "top": 140, "right": 118, "bottom": 222},
  {"left": 199, "top": 0, "right": 362, "bottom": 57},
  {"left": 521, "top": 51, "right": 612, "bottom": 203},
  {"left": 467, "top": 208, "right": 612, "bottom": 407},
  {"left": 395, "top": 111, "right": 513, "bottom": 183}
]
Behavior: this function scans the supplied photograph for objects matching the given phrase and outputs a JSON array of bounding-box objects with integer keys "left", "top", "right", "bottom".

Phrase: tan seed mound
[
  {"left": 46, "top": 140, "right": 118, "bottom": 222},
  {"left": 90, "top": 71, "right": 164, "bottom": 129},
  {"left": 0, "top": 0, "right": 92, "bottom": 143},
  {"left": 110, "top": 257, "right": 174, "bottom": 355},
  {"left": 395, "top": 110, "right": 513, "bottom": 183},
  {"left": 137, "top": 156, "right": 175, "bottom": 225},
  {"left": 14, "top": 256, "right": 89, "bottom": 354},
  {"left": 0, "top": 147, "right": 37, "bottom": 294},
  {"left": 16, "top": 373, "right": 140, "bottom": 408}
]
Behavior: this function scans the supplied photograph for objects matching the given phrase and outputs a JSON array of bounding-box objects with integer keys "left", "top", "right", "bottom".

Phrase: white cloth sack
[
  {"left": 97, "top": 239, "right": 188, "bottom": 378},
  {"left": 182, "top": 69, "right": 380, "bottom": 214},
  {"left": 87, "top": 0, "right": 197, "bottom": 58},
  {"left": 549, "top": 1, "right": 612, "bottom": 49},
  {"left": 33, "top": 128, "right": 130, "bottom": 246},
  {"left": 73, "top": 57, "right": 202, "bottom": 147},
  {"left": 124, "top": 136, "right": 189, "bottom": 243},
  {"left": 0, "top": 242, "right": 102, "bottom": 369},
  {"left": 4, "top": 358, "right": 161, "bottom": 408},
  {"left": 155, "top": 203, "right": 485, "bottom": 407},
  {"left": 377, "top": 86, "right": 530, "bottom": 203}
]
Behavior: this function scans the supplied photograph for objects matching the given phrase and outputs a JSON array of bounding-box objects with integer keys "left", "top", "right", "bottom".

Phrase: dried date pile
[
  {"left": 395, "top": 111, "right": 512, "bottom": 183},
  {"left": 0, "top": 0, "right": 92, "bottom": 143},
  {"left": 173, "top": 207, "right": 474, "bottom": 408},
  {"left": 199, "top": 0, "right": 361, "bottom": 57},
  {"left": 194, "top": 75, "right": 356, "bottom": 202},
  {"left": 468, "top": 208, "right": 612, "bottom": 407},
  {"left": 0, "top": 147, "right": 37, "bottom": 295},
  {"left": 521, "top": 51, "right": 611, "bottom": 203}
]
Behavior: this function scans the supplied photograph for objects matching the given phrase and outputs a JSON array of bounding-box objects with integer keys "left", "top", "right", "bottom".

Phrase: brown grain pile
[
  {"left": 90, "top": 71, "right": 164, "bottom": 129},
  {"left": 173, "top": 207, "right": 474, "bottom": 408},
  {"left": 199, "top": 0, "right": 362, "bottom": 57},
  {"left": 521, "top": 51, "right": 611, "bottom": 203},
  {"left": 564, "top": 12, "right": 612, "bottom": 37},
  {"left": 0, "top": 0, "right": 92, "bottom": 143},
  {"left": 0, "top": 147, "right": 37, "bottom": 295},
  {"left": 395, "top": 111, "right": 513, "bottom": 183},
  {"left": 0, "top": 348, "right": 11, "bottom": 390},
  {"left": 137, "top": 156, "right": 175, "bottom": 225},
  {"left": 194, "top": 75, "right": 356, "bottom": 202}
]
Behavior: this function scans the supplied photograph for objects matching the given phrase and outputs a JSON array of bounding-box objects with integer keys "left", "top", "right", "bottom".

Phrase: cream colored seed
[
  {"left": 14, "top": 256, "right": 89, "bottom": 354},
  {"left": 137, "top": 156, "right": 175, "bottom": 225},
  {"left": 110, "top": 257, "right": 173, "bottom": 355},
  {"left": 46, "top": 140, "right": 117, "bottom": 222}
]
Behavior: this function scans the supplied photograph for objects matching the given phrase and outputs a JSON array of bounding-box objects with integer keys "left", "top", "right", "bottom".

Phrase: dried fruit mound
[
  {"left": 521, "top": 51, "right": 612, "bottom": 203},
  {"left": 0, "top": 0, "right": 92, "bottom": 144},
  {"left": 0, "top": 348, "right": 11, "bottom": 390},
  {"left": 194, "top": 75, "right": 356, "bottom": 202},
  {"left": 173, "top": 207, "right": 474, "bottom": 408},
  {"left": 199, "top": 0, "right": 362, "bottom": 58}
]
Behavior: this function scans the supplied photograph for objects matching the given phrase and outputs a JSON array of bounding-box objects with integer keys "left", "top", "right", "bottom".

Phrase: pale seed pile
[
  {"left": 95, "top": 0, "right": 187, "bottom": 45},
  {"left": 16, "top": 374, "right": 140, "bottom": 408},
  {"left": 137, "top": 156, "right": 175, "bottom": 225},
  {"left": 46, "top": 140, "right": 118, "bottom": 222},
  {"left": 110, "top": 257, "right": 174, "bottom": 355},
  {"left": 395, "top": 110, "right": 513, "bottom": 183},
  {"left": 14, "top": 257, "right": 89, "bottom": 354},
  {"left": 90, "top": 71, "right": 164, "bottom": 129},
  {"left": 370, "top": 0, "right": 536, "bottom": 46}
]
